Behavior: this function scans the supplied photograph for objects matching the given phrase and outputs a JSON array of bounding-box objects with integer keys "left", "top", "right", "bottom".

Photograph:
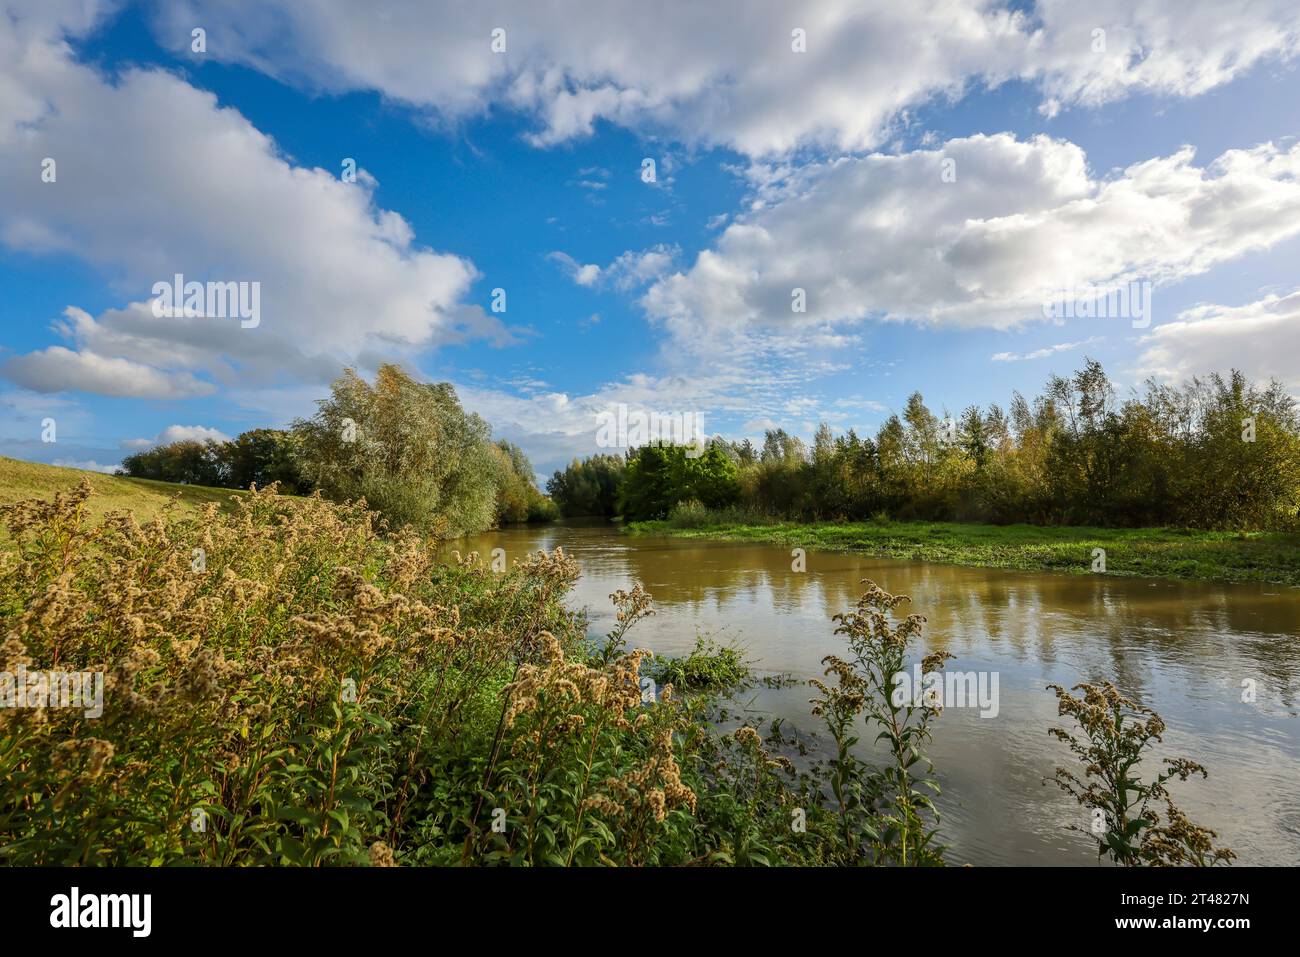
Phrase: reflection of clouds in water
[{"left": 450, "top": 523, "right": 1300, "bottom": 865}]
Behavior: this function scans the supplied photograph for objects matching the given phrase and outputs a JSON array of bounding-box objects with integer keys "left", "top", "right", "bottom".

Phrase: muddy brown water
[{"left": 451, "top": 520, "right": 1300, "bottom": 866}]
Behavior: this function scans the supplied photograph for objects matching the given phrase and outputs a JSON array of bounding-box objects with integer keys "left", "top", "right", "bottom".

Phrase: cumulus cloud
[
  {"left": 549, "top": 245, "right": 679, "bottom": 291},
  {"left": 1030, "top": 0, "right": 1300, "bottom": 112},
  {"left": 1, "top": 342, "right": 215, "bottom": 399},
  {"left": 121, "top": 425, "right": 232, "bottom": 451},
  {"left": 547, "top": 252, "right": 603, "bottom": 287},
  {"left": 145, "top": 0, "right": 1300, "bottom": 158},
  {"left": 1135, "top": 289, "right": 1300, "bottom": 388},
  {"left": 641, "top": 135, "right": 1300, "bottom": 353},
  {"left": 0, "top": 3, "right": 506, "bottom": 398}
]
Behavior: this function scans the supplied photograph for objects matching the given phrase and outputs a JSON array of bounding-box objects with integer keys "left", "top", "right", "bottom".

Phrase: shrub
[
  {"left": 666, "top": 498, "right": 711, "bottom": 528},
  {"left": 1047, "top": 682, "right": 1235, "bottom": 866},
  {"left": 651, "top": 636, "right": 748, "bottom": 690},
  {"left": 0, "top": 480, "right": 580, "bottom": 864},
  {"left": 0, "top": 482, "right": 812, "bottom": 866},
  {"left": 810, "top": 581, "right": 948, "bottom": 866}
]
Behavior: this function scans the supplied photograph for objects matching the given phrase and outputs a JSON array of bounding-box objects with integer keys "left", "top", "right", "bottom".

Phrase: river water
[{"left": 451, "top": 520, "right": 1300, "bottom": 866}]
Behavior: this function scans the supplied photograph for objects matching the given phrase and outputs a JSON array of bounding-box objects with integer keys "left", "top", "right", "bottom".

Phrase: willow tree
[{"left": 293, "top": 364, "right": 500, "bottom": 536}]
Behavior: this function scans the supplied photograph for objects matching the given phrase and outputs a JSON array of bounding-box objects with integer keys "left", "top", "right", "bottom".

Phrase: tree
[
  {"left": 493, "top": 440, "right": 558, "bottom": 523},
  {"left": 547, "top": 454, "right": 626, "bottom": 517},
  {"left": 619, "top": 442, "right": 740, "bottom": 520},
  {"left": 223, "top": 429, "right": 304, "bottom": 493},
  {"left": 118, "top": 440, "right": 224, "bottom": 486},
  {"left": 292, "top": 364, "right": 500, "bottom": 536}
]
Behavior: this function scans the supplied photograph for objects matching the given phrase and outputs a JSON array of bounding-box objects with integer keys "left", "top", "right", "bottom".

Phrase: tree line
[
  {"left": 547, "top": 361, "right": 1300, "bottom": 530},
  {"left": 121, "top": 360, "right": 1300, "bottom": 534},
  {"left": 118, "top": 364, "right": 556, "bottom": 535}
]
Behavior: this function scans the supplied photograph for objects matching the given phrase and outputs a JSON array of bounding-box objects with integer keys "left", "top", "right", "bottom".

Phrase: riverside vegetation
[
  {"left": 118, "top": 364, "right": 558, "bottom": 532},
  {"left": 111, "top": 362, "right": 1300, "bottom": 584},
  {"left": 625, "top": 514, "right": 1300, "bottom": 585},
  {"left": 541, "top": 361, "right": 1300, "bottom": 585},
  {"left": 0, "top": 478, "right": 1231, "bottom": 866}
]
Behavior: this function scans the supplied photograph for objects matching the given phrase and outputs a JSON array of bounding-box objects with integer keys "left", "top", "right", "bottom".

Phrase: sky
[{"left": 2, "top": 0, "right": 1300, "bottom": 480}]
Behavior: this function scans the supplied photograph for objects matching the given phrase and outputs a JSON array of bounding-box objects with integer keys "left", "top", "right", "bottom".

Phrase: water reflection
[{"left": 451, "top": 521, "right": 1300, "bottom": 866}]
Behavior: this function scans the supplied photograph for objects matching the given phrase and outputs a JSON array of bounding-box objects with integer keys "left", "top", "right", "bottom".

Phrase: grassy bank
[
  {"left": 625, "top": 515, "right": 1300, "bottom": 586},
  {"left": 0, "top": 456, "right": 244, "bottom": 525}
]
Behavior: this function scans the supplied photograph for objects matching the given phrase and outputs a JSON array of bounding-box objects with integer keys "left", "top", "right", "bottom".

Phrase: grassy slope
[
  {"left": 625, "top": 517, "right": 1300, "bottom": 586},
  {"left": 0, "top": 456, "right": 246, "bottom": 526}
]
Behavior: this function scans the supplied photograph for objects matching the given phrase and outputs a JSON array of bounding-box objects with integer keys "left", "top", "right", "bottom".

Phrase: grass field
[
  {"left": 625, "top": 516, "right": 1300, "bottom": 586},
  {"left": 0, "top": 456, "right": 246, "bottom": 526}
]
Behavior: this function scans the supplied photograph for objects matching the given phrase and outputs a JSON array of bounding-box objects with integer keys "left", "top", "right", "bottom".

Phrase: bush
[
  {"left": 651, "top": 636, "right": 748, "bottom": 690},
  {"left": 666, "top": 498, "right": 711, "bottom": 528},
  {"left": 660, "top": 501, "right": 777, "bottom": 529}
]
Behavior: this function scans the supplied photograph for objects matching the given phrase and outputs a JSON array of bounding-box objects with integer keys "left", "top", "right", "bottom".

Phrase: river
[{"left": 451, "top": 520, "right": 1300, "bottom": 866}]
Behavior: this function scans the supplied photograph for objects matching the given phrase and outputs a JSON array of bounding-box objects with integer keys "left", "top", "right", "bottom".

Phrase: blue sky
[{"left": 3, "top": 1, "right": 1300, "bottom": 479}]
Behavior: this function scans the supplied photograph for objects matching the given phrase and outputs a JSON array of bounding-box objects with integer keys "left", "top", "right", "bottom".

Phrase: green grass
[
  {"left": 650, "top": 636, "right": 750, "bottom": 691},
  {"left": 0, "top": 456, "right": 247, "bottom": 526},
  {"left": 625, "top": 516, "right": 1300, "bottom": 586}
]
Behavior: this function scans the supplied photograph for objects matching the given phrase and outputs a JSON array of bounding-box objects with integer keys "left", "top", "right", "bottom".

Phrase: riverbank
[
  {"left": 623, "top": 517, "right": 1300, "bottom": 586},
  {"left": 0, "top": 455, "right": 246, "bottom": 525}
]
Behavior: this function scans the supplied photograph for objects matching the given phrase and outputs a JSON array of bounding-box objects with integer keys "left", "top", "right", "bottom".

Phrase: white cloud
[
  {"left": 991, "top": 336, "right": 1103, "bottom": 361},
  {"left": 145, "top": 0, "right": 1300, "bottom": 158},
  {"left": 1030, "top": 0, "right": 1300, "bottom": 110},
  {"left": 1, "top": 343, "right": 214, "bottom": 399},
  {"left": 641, "top": 135, "right": 1300, "bottom": 353},
  {"left": 120, "top": 425, "right": 232, "bottom": 450},
  {"left": 547, "top": 252, "right": 602, "bottom": 287},
  {"left": 549, "top": 245, "right": 679, "bottom": 291},
  {"left": 0, "top": 5, "right": 506, "bottom": 398},
  {"left": 1135, "top": 289, "right": 1300, "bottom": 388}
]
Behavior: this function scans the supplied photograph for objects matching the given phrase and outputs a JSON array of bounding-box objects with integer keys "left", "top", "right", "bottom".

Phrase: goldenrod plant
[
  {"left": 1047, "top": 682, "right": 1234, "bottom": 867},
  {"left": 810, "top": 582, "right": 948, "bottom": 866}
]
